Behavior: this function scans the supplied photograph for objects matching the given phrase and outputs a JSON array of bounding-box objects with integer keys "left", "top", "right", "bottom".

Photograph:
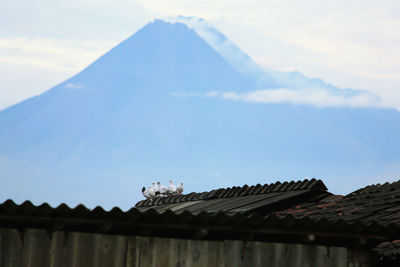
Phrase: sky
[{"left": 0, "top": 0, "right": 399, "bottom": 110}]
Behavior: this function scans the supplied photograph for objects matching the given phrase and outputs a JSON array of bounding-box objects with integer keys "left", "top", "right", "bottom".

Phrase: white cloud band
[{"left": 174, "top": 88, "right": 383, "bottom": 109}]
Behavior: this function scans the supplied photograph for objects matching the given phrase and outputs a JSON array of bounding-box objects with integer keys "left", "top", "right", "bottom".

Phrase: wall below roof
[{"left": 0, "top": 227, "right": 375, "bottom": 267}]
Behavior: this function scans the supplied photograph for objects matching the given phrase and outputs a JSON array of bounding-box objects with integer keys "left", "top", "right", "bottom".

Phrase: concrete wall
[{"left": 0, "top": 227, "right": 366, "bottom": 267}]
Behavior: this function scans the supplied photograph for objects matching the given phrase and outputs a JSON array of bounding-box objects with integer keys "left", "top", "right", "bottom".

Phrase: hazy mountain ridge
[
  {"left": 0, "top": 18, "right": 399, "bottom": 209},
  {"left": 168, "top": 16, "right": 378, "bottom": 96}
]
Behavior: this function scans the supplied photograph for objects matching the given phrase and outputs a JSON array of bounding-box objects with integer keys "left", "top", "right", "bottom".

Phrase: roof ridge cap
[{"left": 347, "top": 179, "right": 400, "bottom": 196}]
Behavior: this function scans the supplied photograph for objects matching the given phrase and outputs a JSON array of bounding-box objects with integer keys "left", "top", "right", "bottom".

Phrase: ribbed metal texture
[
  {"left": 137, "top": 190, "right": 317, "bottom": 214},
  {"left": 0, "top": 198, "right": 394, "bottom": 240},
  {"left": 0, "top": 227, "right": 351, "bottom": 267},
  {"left": 0, "top": 178, "right": 396, "bottom": 240},
  {"left": 135, "top": 178, "right": 327, "bottom": 208}
]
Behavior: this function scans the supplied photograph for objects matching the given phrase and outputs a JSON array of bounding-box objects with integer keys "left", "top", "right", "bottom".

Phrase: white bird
[
  {"left": 177, "top": 182, "right": 184, "bottom": 195},
  {"left": 157, "top": 181, "right": 168, "bottom": 197},
  {"left": 152, "top": 182, "right": 160, "bottom": 197},
  {"left": 147, "top": 186, "right": 156, "bottom": 200},
  {"left": 154, "top": 182, "right": 161, "bottom": 196},
  {"left": 142, "top": 186, "right": 151, "bottom": 200},
  {"left": 167, "top": 180, "right": 177, "bottom": 195}
]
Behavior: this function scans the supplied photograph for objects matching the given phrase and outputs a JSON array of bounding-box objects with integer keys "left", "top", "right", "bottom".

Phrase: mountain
[{"left": 1, "top": 19, "right": 400, "bottom": 209}]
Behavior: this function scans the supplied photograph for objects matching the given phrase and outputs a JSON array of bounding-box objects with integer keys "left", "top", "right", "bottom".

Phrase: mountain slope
[{"left": 1, "top": 19, "right": 399, "bottom": 209}]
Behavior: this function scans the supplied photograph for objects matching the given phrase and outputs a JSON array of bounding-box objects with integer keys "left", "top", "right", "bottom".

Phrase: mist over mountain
[{"left": 1, "top": 18, "right": 399, "bottom": 209}]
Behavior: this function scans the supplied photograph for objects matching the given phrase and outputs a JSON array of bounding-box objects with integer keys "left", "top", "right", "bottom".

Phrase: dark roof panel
[
  {"left": 135, "top": 178, "right": 327, "bottom": 208},
  {"left": 229, "top": 191, "right": 308, "bottom": 213},
  {"left": 135, "top": 179, "right": 328, "bottom": 215}
]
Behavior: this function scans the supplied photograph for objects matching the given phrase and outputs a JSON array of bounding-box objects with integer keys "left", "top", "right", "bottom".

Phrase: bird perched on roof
[
  {"left": 177, "top": 182, "right": 184, "bottom": 195},
  {"left": 152, "top": 182, "right": 160, "bottom": 196},
  {"left": 157, "top": 181, "right": 168, "bottom": 197},
  {"left": 142, "top": 186, "right": 155, "bottom": 200},
  {"left": 142, "top": 186, "right": 147, "bottom": 198},
  {"left": 167, "top": 180, "right": 177, "bottom": 195},
  {"left": 148, "top": 186, "right": 155, "bottom": 200}
]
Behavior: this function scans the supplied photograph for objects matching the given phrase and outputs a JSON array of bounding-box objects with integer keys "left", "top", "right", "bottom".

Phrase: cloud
[
  {"left": 204, "top": 91, "right": 220, "bottom": 97},
  {"left": 0, "top": 37, "right": 115, "bottom": 71},
  {"left": 221, "top": 88, "right": 382, "bottom": 108},
  {"left": 0, "top": 0, "right": 155, "bottom": 40},
  {"left": 64, "top": 82, "right": 89, "bottom": 90},
  {"left": 174, "top": 88, "right": 383, "bottom": 109}
]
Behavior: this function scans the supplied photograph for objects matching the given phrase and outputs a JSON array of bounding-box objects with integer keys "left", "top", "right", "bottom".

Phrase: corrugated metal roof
[
  {"left": 349, "top": 181, "right": 400, "bottom": 195},
  {"left": 1, "top": 178, "right": 400, "bottom": 254},
  {"left": 135, "top": 179, "right": 328, "bottom": 215},
  {"left": 0, "top": 198, "right": 394, "bottom": 242}
]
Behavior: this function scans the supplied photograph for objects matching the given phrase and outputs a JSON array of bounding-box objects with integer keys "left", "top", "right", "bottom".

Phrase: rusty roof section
[
  {"left": 135, "top": 178, "right": 328, "bottom": 208},
  {"left": 275, "top": 180, "right": 400, "bottom": 227},
  {"left": 274, "top": 180, "right": 400, "bottom": 260},
  {"left": 375, "top": 240, "right": 400, "bottom": 261}
]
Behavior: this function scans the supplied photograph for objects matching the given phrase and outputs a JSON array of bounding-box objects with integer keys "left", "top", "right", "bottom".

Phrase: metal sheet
[{"left": 0, "top": 228, "right": 351, "bottom": 267}]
